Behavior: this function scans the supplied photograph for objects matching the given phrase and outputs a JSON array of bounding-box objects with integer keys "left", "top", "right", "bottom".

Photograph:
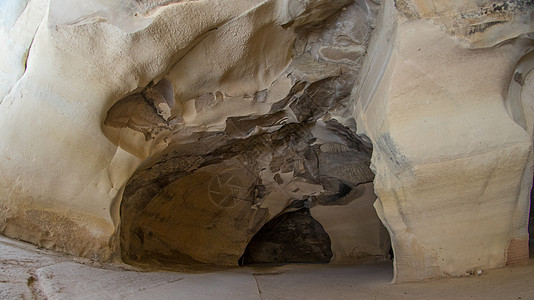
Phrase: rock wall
[
  {"left": 118, "top": 0, "right": 387, "bottom": 266},
  {"left": 0, "top": 0, "right": 389, "bottom": 267},
  {"left": 0, "top": 0, "right": 532, "bottom": 283},
  {"left": 354, "top": 0, "right": 534, "bottom": 282}
]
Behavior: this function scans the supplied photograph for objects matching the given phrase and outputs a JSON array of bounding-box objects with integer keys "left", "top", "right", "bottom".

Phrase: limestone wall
[
  {"left": 354, "top": 0, "right": 534, "bottom": 282},
  {"left": 0, "top": 0, "right": 532, "bottom": 282}
]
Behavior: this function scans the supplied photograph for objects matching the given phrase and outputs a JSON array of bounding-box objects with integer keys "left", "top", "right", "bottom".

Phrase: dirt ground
[{"left": 1, "top": 235, "right": 533, "bottom": 299}]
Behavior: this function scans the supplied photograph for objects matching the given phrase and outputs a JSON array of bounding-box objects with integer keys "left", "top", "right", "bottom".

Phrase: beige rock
[
  {"left": 311, "top": 182, "right": 390, "bottom": 264},
  {"left": 394, "top": 0, "right": 534, "bottom": 48},
  {"left": 354, "top": 0, "right": 533, "bottom": 282},
  {"left": 113, "top": 0, "right": 380, "bottom": 268},
  {"left": 0, "top": 0, "right": 47, "bottom": 100},
  {"left": 0, "top": 0, "right": 316, "bottom": 260},
  {"left": 1, "top": 0, "right": 377, "bottom": 265},
  {"left": 0, "top": 0, "right": 532, "bottom": 285}
]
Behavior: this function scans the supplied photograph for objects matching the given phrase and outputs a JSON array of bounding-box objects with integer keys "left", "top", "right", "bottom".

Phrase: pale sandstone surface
[
  {"left": 394, "top": 0, "right": 534, "bottom": 48},
  {"left": 0, "top": 0, "right": 47, "bottom": 100},
  {"left": 0, "top": 0, "right": 533, "bottom": 284},
  {"left": 311, "top": 182, "right": 391, "bottom": 264},
  {"left": 354, "top": 0, "right": 534, "bottom": 282},
  {"left": 1, "top": 235, "right": 534, "bottom": 299},
  {"left": 105, "top": 0, "right": 388, "bottom": 267}
]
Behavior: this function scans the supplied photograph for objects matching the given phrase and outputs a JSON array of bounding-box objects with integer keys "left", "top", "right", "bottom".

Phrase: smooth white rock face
[
  {"left": 0, "top": 0, "right": 47, "bottom": 101},
  {"left": 354, "top": 0, "right": 533, "bottom": 282},
  {"left": 0, "top": 0, "right": 533, "bottom": 283},
  {"left": 312, "top": 182, "right": 390, "bottom": 264}
]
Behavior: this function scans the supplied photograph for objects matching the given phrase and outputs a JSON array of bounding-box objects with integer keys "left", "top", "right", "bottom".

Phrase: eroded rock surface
[
  {"left": 354, "top": 0, "right": 534, "bottom": 282},
  {"left": 0, "top": 0, "right": 533, "bottom": 284},
  {"left": 394, "top": 1, "right": 534, "bottom": 47},
  {"left": 115, "top": 0, "right": 388, "bottom": 267},
  {"left": 0, "top": 0, "right": 385, "bottom": 264}
]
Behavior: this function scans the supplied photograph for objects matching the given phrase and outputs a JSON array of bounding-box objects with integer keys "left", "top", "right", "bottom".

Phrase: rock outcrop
[
  {"left": 354, "top": 0, "right": 534, "bottom": 282},
  {"left": 0, "top": 0, "right": 532, "bottom": 283}
]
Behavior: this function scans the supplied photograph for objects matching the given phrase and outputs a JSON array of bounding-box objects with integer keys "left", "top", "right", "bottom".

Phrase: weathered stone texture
[
  {"left": 0, "top": 0, "right": 532, "bottom": 283},
  {"left": 354, "top": 0, "right": 534, "bottom": 282}
]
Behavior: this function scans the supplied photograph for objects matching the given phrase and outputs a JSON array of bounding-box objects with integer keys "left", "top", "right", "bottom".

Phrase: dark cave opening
[
  {"left": 118, "top": 119, "right": 394, "bottom": 270},
  {"left": 240, "top": 206, "right": 333, "bottom": 266}
]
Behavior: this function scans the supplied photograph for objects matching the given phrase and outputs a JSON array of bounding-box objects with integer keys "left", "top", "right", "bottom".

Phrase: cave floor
[{"left": 1, "top": 236, "right": 533, "bottom": 299}]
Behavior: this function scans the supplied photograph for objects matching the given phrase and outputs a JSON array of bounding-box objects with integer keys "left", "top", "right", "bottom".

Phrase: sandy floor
[{"left": 1, "top": 235, "right": 533, "bottom": 299}]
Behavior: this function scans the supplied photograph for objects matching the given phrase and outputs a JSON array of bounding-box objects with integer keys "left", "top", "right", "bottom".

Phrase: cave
[
  {"left": 114, "top": 0, "right": 392, "bottom": 269},
  {"left": 1, "top": 0, "right": 533, "bottom": 293},
  {"left": 119, "top": 120, "right": 392, "bottom": 268},
  {"left": 241, "top": 206, "right": 333, "bottom": 265}
]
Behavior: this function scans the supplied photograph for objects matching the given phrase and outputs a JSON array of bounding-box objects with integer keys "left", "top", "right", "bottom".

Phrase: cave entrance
[
  {"left": 119, "top": 126, "right": 393, "bottom": 270},
  {"left": 239, "top": 182, "right": 393, "bottom": 267},
  {"left": 113, "top": 0, "right": 392, "bottom": 271},
  {"left": 240, "top": 206, "right": 333, "bottom": 265}
]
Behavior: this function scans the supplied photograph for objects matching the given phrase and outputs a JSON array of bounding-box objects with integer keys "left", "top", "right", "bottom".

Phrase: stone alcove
[
  {"left": 240, "top": 206, "right": 334, "bottom": 265},
  {"left": 118, "top": 121, "right": 392, "bottom": 268}
]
